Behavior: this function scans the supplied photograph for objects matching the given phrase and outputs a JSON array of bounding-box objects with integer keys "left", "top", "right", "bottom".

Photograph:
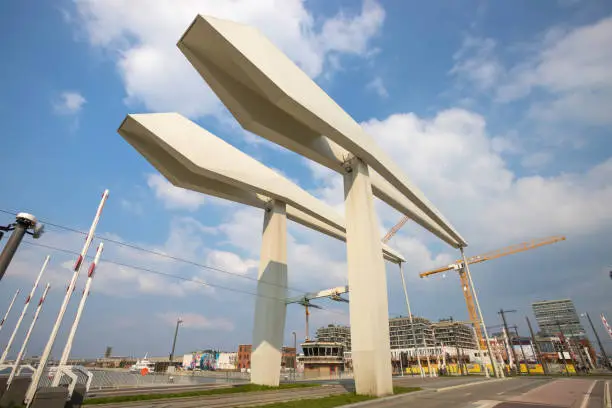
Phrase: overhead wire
[
  {"left": 0, "top": 208, "right": 309, "bottom": 294},
  {"left": 16, "top": 228, "right": 346, "bottom": 315}
]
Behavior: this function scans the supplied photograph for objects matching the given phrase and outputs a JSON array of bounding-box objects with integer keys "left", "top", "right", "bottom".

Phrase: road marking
[
  {"left": 579, "top": 380, "right": 597, "bottom": 408},
  {"left": 472, "top": 400, "right": 501, "bottom": 408},
  {"left": 437, "top": 378, "right": 511, "bottom": 392},
  {"left": 605, "top": 381, "right": 611, "bottom": 408}
]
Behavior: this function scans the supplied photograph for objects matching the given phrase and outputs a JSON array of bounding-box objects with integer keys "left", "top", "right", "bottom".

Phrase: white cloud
[
  {"left": 147, "top": 173, "right": 206, "bottom": 211},
  {"left": 363, "top": 108, "right": 612, "bottom": 245},
  {"left": 305, "top": 108, "right": 612, "bottom": 250},
  {"left": 206, "top": 250, "right": 257, "bottom": 276},
  {"left": 120, "top": 199, "right": 143, "bottom": 215},
  {"left": 450, "top": 36, "right": 503, "bottom": 91},
  {"left": 53, "top": 91, "right": 86, "bottom": 115},
  {"left": 452, "top": 17, "right": 612, "bottom": 127},
  {"left": 520, "top": 152, "right": 552, "bottom": 169},
  {"left": 319, "top": 0, "right": 385, "bottom": 55},
  {"left": 71, "top": 0, "right": 385, "bottom": 119},
  {"left": 157, "top": 312, "right": 234, "bottom": 331},
  {"left": 5, "top": 216, "right": 222, "bottom": 299},
  {"left": 366, "top": 76, "right": 388, "bottom": 98}
]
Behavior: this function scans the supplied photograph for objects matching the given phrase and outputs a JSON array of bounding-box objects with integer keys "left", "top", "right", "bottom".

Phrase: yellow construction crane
[
  {"left": 381, "top": 215, "right": 565, "bottom": 347},
  {"left": 419, "top": 236, "right": 566, "bottom": 346},
  {"left": 382, "top": 215, "right": 410, "bottom": 243}
]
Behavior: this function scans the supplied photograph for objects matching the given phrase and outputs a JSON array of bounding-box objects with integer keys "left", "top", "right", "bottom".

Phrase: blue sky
[{"left": 0, "top": 0, "right": 611, "bottom": 360}]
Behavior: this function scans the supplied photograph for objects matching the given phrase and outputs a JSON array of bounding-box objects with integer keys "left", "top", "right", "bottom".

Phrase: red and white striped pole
[
  {"left": 601, "top": 313, "right": 612, "bottom": 340},
  {"left": 0, "top": 289, "right": 20, "bottom": 334},
  {"left": 0, "top": 256, "right": 50, "bottom": 364},
  {"left": 6, "top": 283, "right": 51, "bottom": 388},
  {"left": 25, "top": 189, "right": 109, "bottom": 406},
  {"left": 52, "top": 243, "right": 103, "bottom": 386}
]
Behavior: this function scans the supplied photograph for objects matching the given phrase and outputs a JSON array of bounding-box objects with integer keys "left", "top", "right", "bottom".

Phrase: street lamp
[
  {"left": 581, "top": 312, "right": 611, "bottom": 370},
  {"left": 0, "top": 213, "right": 44, "bottom": 283},
  {"left": 169, "top": 317, "right": 183, "bottom": 363}
]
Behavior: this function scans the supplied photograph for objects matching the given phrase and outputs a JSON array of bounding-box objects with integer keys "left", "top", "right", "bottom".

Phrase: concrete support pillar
[
  {"left": 343, "top": 157, "right": 393, "bottom": 397},
  {"left": 251, "top": 200, "right": 288, "bottom": 386}
]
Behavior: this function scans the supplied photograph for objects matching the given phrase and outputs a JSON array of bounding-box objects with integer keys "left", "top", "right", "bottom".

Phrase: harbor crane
[{"left": 286, "top": 286, "right": 349, "bottom": 341}]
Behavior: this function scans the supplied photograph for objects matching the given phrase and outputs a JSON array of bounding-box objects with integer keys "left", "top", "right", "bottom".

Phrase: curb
[
  {"left": 341, "top": 378, "right": 513, "bottom": 407},
  {"left": 340, "top": 389, "right": 432, "bottom": 408}
]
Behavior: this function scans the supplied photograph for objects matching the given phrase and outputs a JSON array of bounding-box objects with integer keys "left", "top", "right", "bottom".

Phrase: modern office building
[
  {"left": 316, "top": 325, "right": 352, "bottom": 351},
  {"left": 532, "top": 299, "right": 585, "bottom": 338}
]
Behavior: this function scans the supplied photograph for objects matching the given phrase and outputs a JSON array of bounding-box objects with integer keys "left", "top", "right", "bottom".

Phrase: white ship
[{"left": 129, "top": 353, "right": 155, "bottom": 373}]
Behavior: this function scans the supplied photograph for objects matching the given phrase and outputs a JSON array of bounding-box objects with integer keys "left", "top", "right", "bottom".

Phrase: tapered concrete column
[
  {"left": 251, "top": 200, "right": 288, "bottom": 386},
  {"left": 343, "top": 157, "right": 393, "bottom": 396}
]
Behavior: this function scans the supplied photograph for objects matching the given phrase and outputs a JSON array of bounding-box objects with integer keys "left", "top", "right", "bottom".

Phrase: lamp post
[
  {"left": 398, "top": 263, "right": 424, "bottom": 378},
  {"left": 292, "top": 331, "right": 297, "bottom": 379},
  {"left": 0, "top": 213, "right": 44, "bottom": 283},
  {"left": 460, "top": 248, "right": 498, "bottom": 377},
  {"left": 169, "top": 318, "right": 183, "bottom": 363}
]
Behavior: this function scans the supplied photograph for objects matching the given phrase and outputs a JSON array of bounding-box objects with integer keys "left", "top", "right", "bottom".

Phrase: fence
[{"left": 83, "top": 369, "right": 250, "bottom": 390}]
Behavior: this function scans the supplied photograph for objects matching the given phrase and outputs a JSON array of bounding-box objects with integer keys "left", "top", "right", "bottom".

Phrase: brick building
[{"left": 237, "top": 344, "right": 252, "bottom": 370}]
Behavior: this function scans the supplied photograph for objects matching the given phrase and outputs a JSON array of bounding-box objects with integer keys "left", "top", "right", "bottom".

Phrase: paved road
[
  {"left": 84, "top": 377, "right": 495, "bottom": 407},
  {"left": 365, "top": 378, "right": 612, "bottom": 408}
]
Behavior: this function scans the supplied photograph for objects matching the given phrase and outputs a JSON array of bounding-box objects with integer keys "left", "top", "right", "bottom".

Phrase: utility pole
[
  {"left": 582, "top": 312, "right": 611, "bottom": 370},
  {"left": 512, "top": 326, "right": 529, "bottom": 375},
  {"left": 0, "top": 213, "right": 44, "bottom": 283},
  {"left": 556, "top": 321, "right": 570, "bottom": 375},
  {"left": 499, "top": 309, "right": 520, "bottom": 374},
  {"left": 526, "top": 316, "right": 548, "bottom": 374},
  {"left": 169, "top": 317, "right": 183, "bottom": 363}
]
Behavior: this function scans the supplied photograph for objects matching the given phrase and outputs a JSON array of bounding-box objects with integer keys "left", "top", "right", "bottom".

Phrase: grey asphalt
[
  {"left": 361, "top": 378, "right": 611, "bottom": 408},
  {"left": 363, "top": 378, "right": 551, "bottom": 408}
]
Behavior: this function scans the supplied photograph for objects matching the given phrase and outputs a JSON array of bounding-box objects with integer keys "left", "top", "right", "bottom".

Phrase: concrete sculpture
[
  {"left": 118, "top": 113, "right": 406, "bottom": 387},
  {"left": 118, "top": 113, "right": 404, "bottom": 263},
  {"left": 176, "top": 15, "right": 466, "bottom": 396}
]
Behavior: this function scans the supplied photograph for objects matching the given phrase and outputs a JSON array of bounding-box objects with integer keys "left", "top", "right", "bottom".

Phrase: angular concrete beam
[
  {"left": 118, "top": 113, "right": 404, "bottom": 264},
  {"left": 177, "top": 15, "right": 467, "bottom": 248}
]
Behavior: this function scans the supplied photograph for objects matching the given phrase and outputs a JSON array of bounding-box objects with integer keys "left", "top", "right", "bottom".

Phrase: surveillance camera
[
  {"left": 16, "top": 212, "right": 37, "bottom": 227},
  {"left": 32, "top": 224, "right": 45, "bottom": 239}
]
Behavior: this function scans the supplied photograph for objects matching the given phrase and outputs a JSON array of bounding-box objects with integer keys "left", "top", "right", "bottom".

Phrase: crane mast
[{"left": 419, "top": 236, "right": 566, "bottom": 346}]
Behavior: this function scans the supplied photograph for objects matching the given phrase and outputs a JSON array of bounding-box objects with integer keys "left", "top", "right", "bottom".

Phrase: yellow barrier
[{"left": 518, "top": 364, "right": 545, "bottom": 374}]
